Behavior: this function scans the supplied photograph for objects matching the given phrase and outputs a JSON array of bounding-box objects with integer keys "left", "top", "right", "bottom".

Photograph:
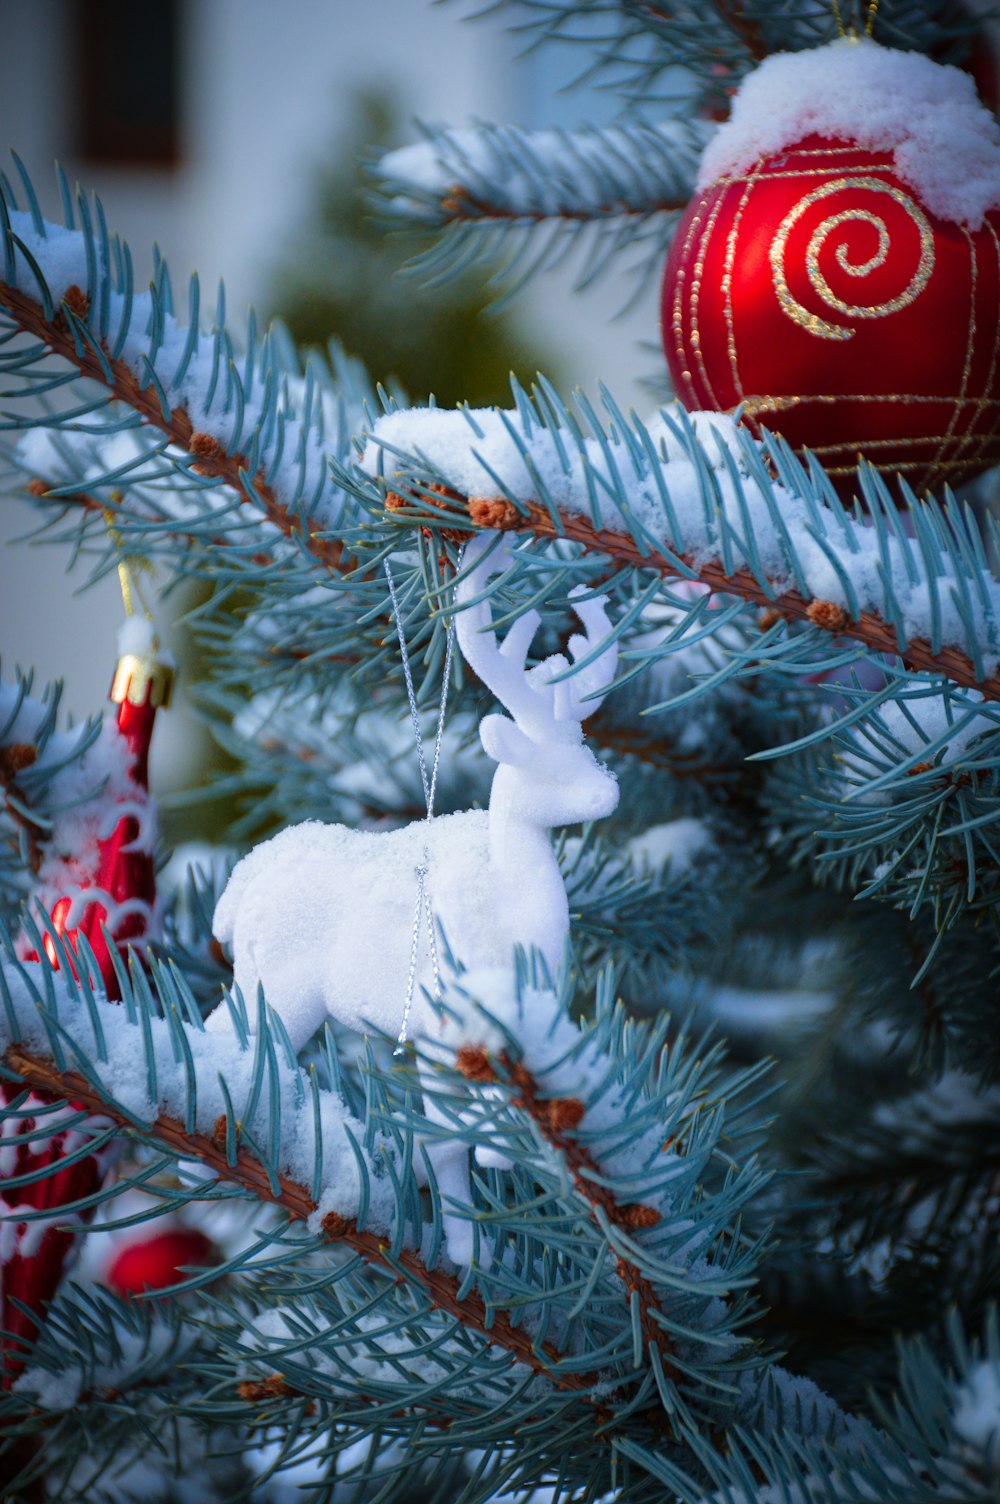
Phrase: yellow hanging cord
[
  {"left": 103, "top": 504, "right": 154, "bottom": 624},
  {"left": 103, "top": 505, "right": 173, "bottom": 706},
  {"left": 832, "top": 0, "right": 878, "bottom": 38}
]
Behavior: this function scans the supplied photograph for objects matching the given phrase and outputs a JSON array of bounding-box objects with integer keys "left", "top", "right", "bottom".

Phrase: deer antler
[
  {"left": 556, "top": 587, "right": 617, "bottom": 722},
  {"left": 455, "top": 535, "right": 546, "bottom": 732},
  {"left": 455, "top": 533, "right": 617, "bottom": 736}
]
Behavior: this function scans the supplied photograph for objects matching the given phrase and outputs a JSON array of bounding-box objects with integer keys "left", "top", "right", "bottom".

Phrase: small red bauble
[
  {"left": 106, "top": 1229, "right": 218, "bottom": 1297},
  {"left": 662, "top": 134, "right": 1000, "bottom": 496}
]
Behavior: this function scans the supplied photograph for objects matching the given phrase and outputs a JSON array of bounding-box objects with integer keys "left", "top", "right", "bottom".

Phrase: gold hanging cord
[
  {"left": 832, "top": 0, "right": 879, "bottom": 38},
  {"left": 103, "top": 503, "right": 156, "bottom": 624},
  {"left": 103, "top": 504, "right": 174, "bottom": 708}
]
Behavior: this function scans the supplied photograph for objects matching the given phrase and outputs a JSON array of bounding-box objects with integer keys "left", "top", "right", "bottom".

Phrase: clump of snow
[
  {"left": 362, "top": 402, "right": 739, "bottom": 511},
  {"left": 626, "top": 819, "right": 711, "bottom": 877},
  {"left": 116, "top": 614, "right": 158, "bottom": 661},
  {"left": 697, "top": 37, "right": 1000, "bottom": 228},
  {"left": 874, "top": 1070, "right": 1000, "bottom": 1134},
  {"left": 867, "top": 692, "right": 998, "bottom": 764},
  {"left": 738, "top": 1363, "right": 883, "bottom": 1460},
  {"left": 954, "top": 1360, "right": 1000, "bottom": 1468},
  {"left": 431, "top": 968, "right": 695, "bottom": 1230},
  {"left": 0, "top": 680, "right": 129, "bottom": 824},
  {"left": 702, "top": 985, "right": 833, "bottom": 1045},
  {"left": 427, "top": 965, "right": 521, "bottom": 1057}
]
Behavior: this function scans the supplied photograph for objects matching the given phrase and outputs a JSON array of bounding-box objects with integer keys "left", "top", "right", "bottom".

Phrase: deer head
[{"left": 455, "top": 533, "right": 619, "bottom": 829}]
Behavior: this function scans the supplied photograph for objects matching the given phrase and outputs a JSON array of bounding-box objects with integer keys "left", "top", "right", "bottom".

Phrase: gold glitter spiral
[{"left": 769, "top": 175, "right": 935, "bottom": 341}]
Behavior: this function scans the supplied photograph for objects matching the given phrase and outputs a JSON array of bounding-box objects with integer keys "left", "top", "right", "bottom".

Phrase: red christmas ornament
[
  {"left": 40, "top": 642, "right": 169, "bottom": 985},
  {"left": 662, "top": 133, "right": 1000, "bottom": 497},
  {"left": 1, "top": 626, "right": 172, "bottom": 1383},
  {"left": 106, "top": 1228, "right": 217, "bottom": 1298}
]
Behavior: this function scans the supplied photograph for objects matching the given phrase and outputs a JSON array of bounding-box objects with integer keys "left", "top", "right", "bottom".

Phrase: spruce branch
[
  {"left": 0, "top": 282, "right": 351, "bottom": 578},
  {"left": 18, "top": 473, "right": 288, "bottom": 581},
  {"left": 373, "top": 118, "right": 707, "bottom": 297},
  {"left": 456, "top": 1046, "right": 676, "bottom": 1381},
  {"left": 380, "top": 486, "right": 1000, "bottom": 703},
  {"left": 375, "top": 119, "right": 706, "bottom": 228},
  {"left": 1, "top": 1043, "right": 603, "bottom": 1410},
  {"left": 710, "top": 0, "right": 769, "bottom": 60}
]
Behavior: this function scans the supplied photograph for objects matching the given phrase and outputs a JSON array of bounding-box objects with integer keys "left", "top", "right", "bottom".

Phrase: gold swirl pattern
[{"left": 769, "top": 176, "right": 935, "bottom": 341}]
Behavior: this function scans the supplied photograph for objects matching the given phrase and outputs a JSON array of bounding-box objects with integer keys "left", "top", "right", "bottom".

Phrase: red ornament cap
[{"left": 110, "top": 647, "right": 175, "bottom": 712}]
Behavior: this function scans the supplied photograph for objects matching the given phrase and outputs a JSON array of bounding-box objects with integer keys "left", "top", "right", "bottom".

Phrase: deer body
[{"left": 211, "top": 804, "right": 574, "bottom": 1052}]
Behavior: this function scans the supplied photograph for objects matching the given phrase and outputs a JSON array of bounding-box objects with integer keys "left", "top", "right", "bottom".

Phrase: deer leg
[
  {"left": 417, "top": 1059, "right": 493, "bottom": 1270},
  {"left": 206, "top": 939, "right": 332, "bottom": 1057}
]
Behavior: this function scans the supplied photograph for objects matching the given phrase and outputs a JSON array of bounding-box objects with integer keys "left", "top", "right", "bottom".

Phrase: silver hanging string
[{"left": 384, "top": 558, "right": 457, "bottom": 1051}]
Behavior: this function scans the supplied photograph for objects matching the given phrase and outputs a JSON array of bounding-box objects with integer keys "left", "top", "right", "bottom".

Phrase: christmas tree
[{"left": 3, "top": 1, "right": 1000, "bottom": 1500}]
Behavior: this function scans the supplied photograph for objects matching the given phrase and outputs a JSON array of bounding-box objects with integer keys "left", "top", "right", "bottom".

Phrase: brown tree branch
[
  {"left": 0, "top": 283, "right": 350, "bottom": 577},
  {"left": 1, "top": 1043, "right": 603, "bottom": 1411},
  {"left": 436, "top": 185, "right": 688, "bottom": 225},
  {"left": 621, "top": 0, "right": 767, "bottom": 64},
  {"left": 711, "top": 0, "right": 769, "bottom": 60},
  {"left": 0, "top": 742, "right": 44, "bottom": 872},
  {"left": 456, "top": 1048, "right": 676, "bottom": 1381},
  {"left": 384, "top": 492, "right": 1000, "bottom": 704}
]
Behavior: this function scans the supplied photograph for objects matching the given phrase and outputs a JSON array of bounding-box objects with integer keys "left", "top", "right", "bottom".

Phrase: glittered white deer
[{"left": 208, "top": 533, "right": 618, "bottom": 1256}]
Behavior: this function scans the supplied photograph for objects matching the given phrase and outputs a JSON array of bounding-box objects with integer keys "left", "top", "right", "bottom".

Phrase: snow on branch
[
  {"left": 352, "top": 396, "right": 1000, "bottom": 703},
  {"left": 0, "top": 934, "right": 802, "bottom": 1471},
  {"left": 373, "top": 117, "right": 709, "bottom": 298},
  {"left": 0, "top": 171, "right": 367, "bottom": 576},
  {"left": 376, "top": 118, "right": 709, "bottom": 227},
  {"left": 0, "top": 951, "right": 685, "bottom": 1435},
  {"left": 0, "top": 958, "right": 619, "bottom": 1422},
  {"left": 675, "top": 1310, "right": 1000, "bottom": 1503},
  {"left": 0, "top": 881, "right": 893, "bottom": 1490}
]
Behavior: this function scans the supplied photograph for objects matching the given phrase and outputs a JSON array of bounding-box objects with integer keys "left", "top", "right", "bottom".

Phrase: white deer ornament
[{"left": 208, "top": 534, "right": 618, "bottom": 1257}]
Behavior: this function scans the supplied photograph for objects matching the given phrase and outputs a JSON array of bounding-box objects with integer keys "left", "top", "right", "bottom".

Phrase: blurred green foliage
[{"left": 265, "top": 92, "right": 557, "bottom": 406}]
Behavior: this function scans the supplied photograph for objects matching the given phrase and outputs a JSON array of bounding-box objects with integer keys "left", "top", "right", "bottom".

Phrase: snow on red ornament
[
  {"left": 662, "top": 38, "right": 1000, "bottom": 498},
  {"left": 106, "top": 1228, "right": 218, "bottom": 1299},
  {"left": 1, "top": 618, "right": 173, "bottom": 1383}
]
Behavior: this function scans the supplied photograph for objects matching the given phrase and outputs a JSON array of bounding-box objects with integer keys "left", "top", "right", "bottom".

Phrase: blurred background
[{"left": 0, "top": 0, "right": 655, "bottom": 811}]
